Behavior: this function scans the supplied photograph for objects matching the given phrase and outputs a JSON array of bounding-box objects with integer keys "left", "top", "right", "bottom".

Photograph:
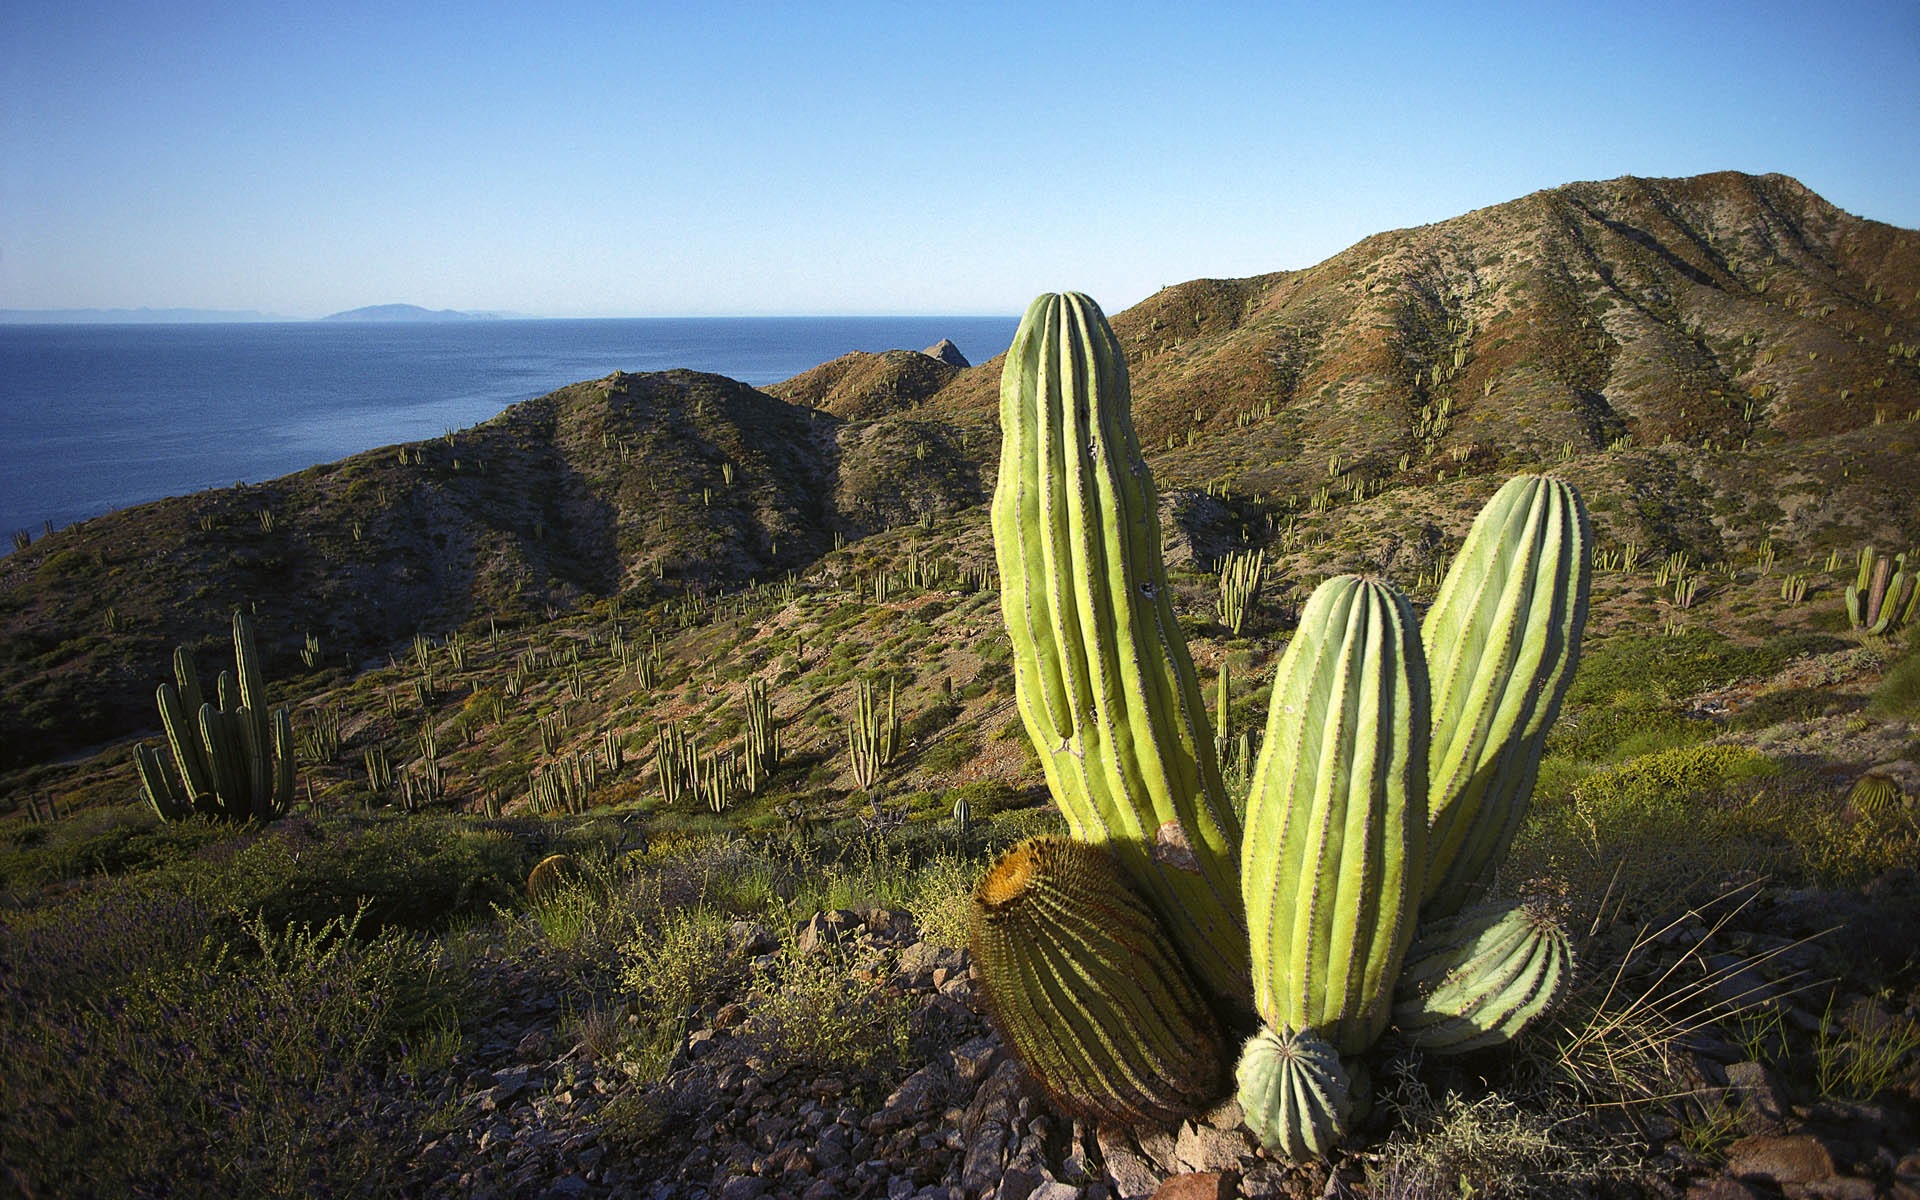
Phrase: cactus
[
  {"left": 1243, "top": 575, "right": 1427, "bottom": 1056},
  {"left": 1218, "top": 548, "right": 1265, "bottom": 636},
  {"left": 985, "top": 292, "right": 1591, "bottom": 1150},
  {"left": 991, "top": 292, "right": 1248, "bottom": 1005},
  {"left": 1846, "top": 549, "right": 1916, "bottom": 634},
  {"left": 1392, "top": 899, "right": 1573, "bottom": 1053},
  {"left": 970, "top": 836, "right": 1223, "bottom": 1124},
  {"left": 847, "top": 677, "right": 899, "bottom": 791},
  {"left": 1420, "top": 474, "right": 1591, "bottom": 920},
  {"left": 1234, "top": 1026, "right": 1350, "bottom": 1160},
  {"left": 134, "top": 611, "right": 294, "bottom": 823},
  {"left": 742, "top": 678, "right": 779, "bottom": 789},
  {"left": 527, "top": 852, "right": 581, "bottom": 902}
]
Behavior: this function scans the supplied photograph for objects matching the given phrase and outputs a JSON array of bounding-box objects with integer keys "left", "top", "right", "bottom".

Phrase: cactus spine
[
  {"left": 991, "top": 292, "right": 1248, "bottom": 1004},
  {"left": 1242, "top": 575, "right": 1428, "bottom": 1056},
  {"left": 135, "top": 611, "right": 294, "bottom": 823},
  {"left": 1420, "top": 474, "right": 1591, "bottom": 919},
  {"left": 970, "top": 836, "right": 1223, "bottom": 1124}
]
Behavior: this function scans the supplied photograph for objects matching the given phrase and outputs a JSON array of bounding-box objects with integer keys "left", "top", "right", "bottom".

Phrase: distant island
[{"left": 320, "top": 304, "right": 512, "bottom": 322}]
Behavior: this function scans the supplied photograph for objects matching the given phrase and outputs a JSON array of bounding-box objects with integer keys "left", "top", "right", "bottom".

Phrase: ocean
[{"left": 0, "top": 316, "right": 1019, "bottom": 543}]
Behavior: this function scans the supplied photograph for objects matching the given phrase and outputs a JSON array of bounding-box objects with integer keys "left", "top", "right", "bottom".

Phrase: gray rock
[
  {"left": 1723, "top": 1060, "right": 1789, "bottom": 1133},
  {"left": 923, "top": 339, "right": 971, "bottom": 368},
  {"left": 868, "top": 1062, "right": 950, "bottom": 1133},
  {"left": 718, "top": 1175, "right": 767, "bottom": 1200},
  {"left": 1095, "top": 1125, "right": 1165, "bottom": 1200},
  {"left": 1174, "top": 1119, "right": 1251, "bottom": 1173}
]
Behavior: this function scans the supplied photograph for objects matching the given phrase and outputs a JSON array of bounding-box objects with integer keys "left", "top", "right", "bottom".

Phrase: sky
[{"left": 2, "top": 1, "right": 1917, "bottom": 319}]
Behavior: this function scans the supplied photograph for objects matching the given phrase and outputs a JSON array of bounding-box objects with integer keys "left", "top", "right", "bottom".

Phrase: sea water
[{"left": 0, "top": 316, "right": 1018, "bottom": 542}]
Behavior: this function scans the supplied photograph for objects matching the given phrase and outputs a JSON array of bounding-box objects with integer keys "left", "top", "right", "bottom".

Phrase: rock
[
  {"left": 1174, "top": 1119, "right": 1250, "bottom": 1173},
  {"left": 1031, "top": 1183, "right": 1086, "bottom": 1200},
  {"left": 992, "top": 1169, "right": 1042, "bottom": 1200},
  {"left": 949, "top": 1034, "right": 1003, "bottom": 1084},
  {"left": 718, "top": 1175, "right": 767, "bottom": 1200},
  {"left": 1095, "top": 1125, "right": 1165, "bottom": 1200},
  {"left": 539, "top": 1177, "right": 590, "bottom": 1200},
  {"left": 869, "top": 1062, "right": 950, "bottom": 1133},
  {"left": 1150, "top": 1173, "right": 1237, "bottom": 1200},
  {"left": 1724, "top": 1060, "right": 1790, "bottom": 1133},
  {"left": 1726, "top": 1133, "right": 1838, "bottom": 1184},
  {"left": 1132, "top": 1126, "right": 1181, "bottom": 1175},
  {"left": 923, "top": 339, "right": 971, "bottom": 368},
  {"left": 1685, "top": 1181, "right": 1764, "bottom": 1200},
  {"left": 1796, "top": 1177, "right": 1880, "bottom": 1200}
]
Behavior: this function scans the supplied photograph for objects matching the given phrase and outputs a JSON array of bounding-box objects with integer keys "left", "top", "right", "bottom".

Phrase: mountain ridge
[{"left": 1, "top": 169, "right": 1915, "bottom": 772}]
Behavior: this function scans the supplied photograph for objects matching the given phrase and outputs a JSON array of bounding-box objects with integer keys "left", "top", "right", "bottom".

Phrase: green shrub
[
  {"left": 1871, "top": 642, "right": 1920, "bottom": 718},
  {"left": 741, "top": 940, "right": 912, "bottom": 1074},
  {"left": 0, "top": 900, "right": 465, "bottom": 1198}
]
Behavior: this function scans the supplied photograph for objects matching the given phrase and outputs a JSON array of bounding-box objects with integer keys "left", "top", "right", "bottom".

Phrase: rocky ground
[{"left": 378, "top": 874, "right": 1920, "bottom": 1200}]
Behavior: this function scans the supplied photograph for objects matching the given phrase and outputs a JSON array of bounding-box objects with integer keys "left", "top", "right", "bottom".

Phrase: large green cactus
[
  {"left": 134, "top": 611, "right": 294, "bottom": 823},
  {"left": 1242, "top": 574, "right": 1427, "bottom": 1056},
  {"left": 1421, "top": 474, "right": 1591, "bottom": 919},
  {"left": 970, "top": 836, "right": 1224, "bottom": 1124},
  {"left": 986, "top": 291, "right": 1590, "bottom": 1151},
  {"left": 991, "top": 291, "right": 1248, "bottom": 1004}
]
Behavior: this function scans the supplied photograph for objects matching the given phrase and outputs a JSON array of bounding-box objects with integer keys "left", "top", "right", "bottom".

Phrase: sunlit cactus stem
[
  {"left": 1420, "top": 474, "right": 1591, "bottom": 919},
  {"left": 991, "top": 291, "right": 1248, "bottom": 1005},
  {"left": 1242, "top": 574, "right": 1427, "bottom": 1056}
]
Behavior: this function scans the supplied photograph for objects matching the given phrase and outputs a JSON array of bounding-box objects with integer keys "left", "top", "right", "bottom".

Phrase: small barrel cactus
[
  {"left": 1235, "top": 1025, "right": 1351, "bottom": 1159},
  {"left": 1393, "top": 899, "right": 1573, "bottom": 1053},
  {"left": 526, "top": 852, "right": 581, "bottom": 903}
]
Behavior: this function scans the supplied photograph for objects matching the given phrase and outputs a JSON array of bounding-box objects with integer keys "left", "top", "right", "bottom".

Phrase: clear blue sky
[{"left": 3, "top": 1, "right": 1916, "bottom": 318}]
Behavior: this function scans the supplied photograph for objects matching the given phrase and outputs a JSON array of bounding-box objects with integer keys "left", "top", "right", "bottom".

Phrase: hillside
[
  {"left": 3, "top": 170, "right": 1920, "bottom": 1200},
  {"left": 2, "top": 169, "right": 1916, "bottom": 774}
]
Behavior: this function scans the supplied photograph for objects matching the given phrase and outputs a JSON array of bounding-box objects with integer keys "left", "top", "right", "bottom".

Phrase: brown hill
[
  {"left": 1, "top": 170, "right": 1915, "bottom": 772},
  {"left": 764, "top": 348, "right": 962, "bottom": 420}
]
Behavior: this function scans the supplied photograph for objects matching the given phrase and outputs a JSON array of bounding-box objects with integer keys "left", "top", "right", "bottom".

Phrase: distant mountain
[
  {"left": 319, "top": 304, "right": 511, "bottom": 322},
  {"left": 0, "top": 307, "right": 285, "bottom": 324}
]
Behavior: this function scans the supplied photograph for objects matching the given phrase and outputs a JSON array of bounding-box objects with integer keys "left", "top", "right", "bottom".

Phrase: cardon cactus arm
[
  {"left": 1241, "top": 574, "right": 1428, "bottom": 1056},
  {"left": 1420, "top": 475, "right": 1591, "bottom": 920},
  {"left": 991, "top": 291, "right": 1248, "bottom": 1005}
]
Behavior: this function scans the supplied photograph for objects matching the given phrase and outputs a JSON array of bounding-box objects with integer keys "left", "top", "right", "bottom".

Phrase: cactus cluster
[
  {"left": 1846, "top": 547, "right": 1918, "bottom": 634},
  {"left": 133, "top": 611, "right": 295, "bottom": 823},
  {"left": 847, "top": 677, "right": 900, "bottom": 791},
  {"left": 977, "top": 293, "right": 1593, "bottom": 1161}
]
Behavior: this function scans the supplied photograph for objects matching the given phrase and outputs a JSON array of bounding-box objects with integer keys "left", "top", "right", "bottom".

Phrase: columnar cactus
[
  {"left": 1846, "top": 549, "right": 1916, "bottom": 634},
  {"left": 991, "top": 291, "right": 1248, "bottom": 1005},
  {"left": 1421, "top": 474, "right": 1591, "bottom": 919},
  {"left": 1242, "top": 575, "right": 1427, "bottom": 1058},
  {"left": 847, "top": 677, "right": 899, "bottom": 791},
  {"left": 134, "top": 611, "right": 294, "bottom": 823},
  {"left": 969, "top": 836, "right": 1223, "bottom": 1124},
  {"left": 1218, "top": 548, "right": 1265, "bottom": 636}
]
